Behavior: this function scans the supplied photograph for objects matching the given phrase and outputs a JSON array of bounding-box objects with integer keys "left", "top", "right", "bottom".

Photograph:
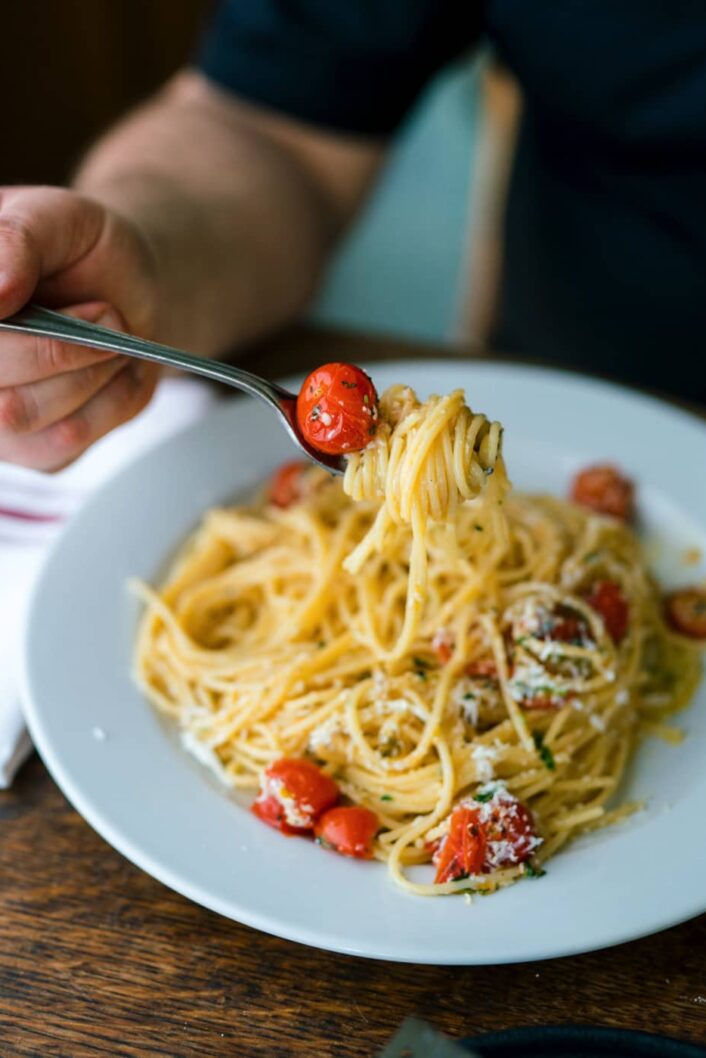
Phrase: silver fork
[{"left": 0, "top": 304, "right": 345, "bottom": 474}]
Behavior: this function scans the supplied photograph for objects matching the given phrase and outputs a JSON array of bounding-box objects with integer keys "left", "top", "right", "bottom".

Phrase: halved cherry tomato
[
  {"left": 296, "top": 362, "right": 378, "bottom": 455},
  {"left": 433, "top": 792, "right": 539, "bottom": 883},
  {"left": 314, "top": 805, "right": 379, "bottom": 859},
  {"left": 551, "top": 613, "right": 587, "bottom": 643},
  {"left": 664, "top": 588, "right": 706, "bottom": 640},
  {"left": 465, "top": 658, "right": 498, "bottom": 679},
  {"left": 433, "top": 805, "right": 486, "bottom": 883},
  {"left": 570, "top": 464, "right": 635, "bottom": 520},
  {"left": 519, "top": 694, "right": 565, "bottom": 711},
  {"left": 252, "top": 758, "right": 339, "bottom": 835},
  {"left": 268, "top": 461, "right": 309, "bottom": 508},
  {"left": 585, "top": 580, "right": 629, "bottom": 643},
  {"left": 432, "top": 629, "right": 454, "bottom": 664},
  {"left": 482, "top": 795, "right": 538, "bottom": 869}
]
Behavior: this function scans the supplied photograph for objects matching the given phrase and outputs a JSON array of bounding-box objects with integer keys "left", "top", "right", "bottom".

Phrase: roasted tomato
[
  {"left": 664, "top": 588, "right": 706, "bottom": 640},
  {"left": 570, "top": 464, "right": 635, "bottom": 520},
  {"left": 314, "top": 805, "right": 379, "bottom": 859},
  {"left": 252, "top": 758, "right": 339, "bottom": 834},
  {"left": 481, "top": 793, "right": 538, "bottom": 869},
  {"left": 296, "top": 362, "right": 378, "bottom": 455},
  {"left": 432, "top": 629, "right": 454, "bottom": 665},
  {"left": 585, "top": 580, "right": 629, "bottom": 643},
  {"left": 550, "top": 613, "right": 587, "bottom": 643},
  {"left": 432, "top": 805, "right": 486, "bottom": 884},
  {"left": 433, "top": 789, "right": 539, "bottom": 883},
  {"left": 465, "top": 658, "right": 498, "bottom": 679},
  {"left": 268, "top": 461, "right": 309, "bottom": 508}
]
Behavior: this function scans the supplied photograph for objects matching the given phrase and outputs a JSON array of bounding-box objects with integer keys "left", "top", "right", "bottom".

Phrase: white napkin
[{"left": 0, "top": 377, "right": 217, "bottom": 786}]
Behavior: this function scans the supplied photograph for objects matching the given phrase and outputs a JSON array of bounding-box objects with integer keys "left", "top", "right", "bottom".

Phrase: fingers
[
  {"left": 0, "top": 301, "right": 123, "bottom": 387},
  {"left": 0, "top": 361, "right": 160, "bottom": 472},
  {"left": 0, "top": 187, "right": 106, "bottom": 317},
  {"left": 0, "top": 354, "right": 126, "bottom": 435}
]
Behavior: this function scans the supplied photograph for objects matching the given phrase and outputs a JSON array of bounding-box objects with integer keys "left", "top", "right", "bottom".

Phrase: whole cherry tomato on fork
[{"left": 296, "top": 362, "right": 378, "bottom": 455}]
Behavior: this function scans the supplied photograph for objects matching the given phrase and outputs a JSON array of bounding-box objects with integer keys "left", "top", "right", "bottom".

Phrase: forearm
[{"left": 75, "top": 73, "right": 381, "bottom": 356}]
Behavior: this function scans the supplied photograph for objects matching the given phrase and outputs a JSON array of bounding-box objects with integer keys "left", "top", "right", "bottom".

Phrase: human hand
[{"left": 0, "top": 186, "right": 161, "bottom": 470}]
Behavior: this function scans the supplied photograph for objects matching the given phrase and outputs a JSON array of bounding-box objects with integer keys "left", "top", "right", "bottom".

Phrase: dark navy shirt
[{"left": 197, "top": 1, "right": 706, "bottom": 402}]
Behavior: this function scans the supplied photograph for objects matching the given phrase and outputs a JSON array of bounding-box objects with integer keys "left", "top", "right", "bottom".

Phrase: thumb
[
  {"left": 0, "top": 187, "right": 105, "bottom": 318},
  {"left": 62, "top": 300, "right": 126, "bottom": 333}
]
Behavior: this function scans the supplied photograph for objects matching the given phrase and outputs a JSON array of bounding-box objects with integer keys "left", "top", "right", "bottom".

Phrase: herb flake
[{"left": 532, "top": 730, "right": 556, "bottom": 770}]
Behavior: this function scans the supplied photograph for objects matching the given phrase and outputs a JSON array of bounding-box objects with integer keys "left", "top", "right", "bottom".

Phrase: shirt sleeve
[{"left": 195, "top": 0, "right": 481, "bottom": 137}]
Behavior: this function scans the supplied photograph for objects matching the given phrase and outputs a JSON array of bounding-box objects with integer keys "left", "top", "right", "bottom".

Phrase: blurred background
[{"left": 0, "top": 2, "right": 516, "bottom": 348}]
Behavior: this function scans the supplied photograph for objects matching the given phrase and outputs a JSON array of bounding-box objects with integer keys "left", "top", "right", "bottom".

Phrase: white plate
[{"left": 21, "top": 361, "right": 706, "bottom": 964}]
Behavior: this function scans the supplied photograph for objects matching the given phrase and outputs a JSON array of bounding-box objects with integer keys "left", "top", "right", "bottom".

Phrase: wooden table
[{"left": 2, "top": 327, "right": 706, "bottom": 1057}]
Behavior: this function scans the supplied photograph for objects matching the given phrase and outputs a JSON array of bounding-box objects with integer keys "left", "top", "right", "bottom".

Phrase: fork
[{"left": 0, "top": 304, "right": 345, "bottom": 474}]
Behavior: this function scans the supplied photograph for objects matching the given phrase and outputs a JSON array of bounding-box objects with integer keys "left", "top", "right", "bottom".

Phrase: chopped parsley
[
  {"left": 380, "top": 794, "right": 394, "bottom": 802},
  {"left": 413, "top": 656, "right": 431, "bottom": 678},
  {"left": 523, "top": 861, "right": 546, "bottom": 879},
  {"left": 474, "top": 789, "right": 495, "bottom": 803},
  {"left": 583, "top": 550, "right": 600, "bottom": 563},
  {"left": 532, "top": 730, "right": 556, "bottom": 771},
  {"left": 515, "top": 636, "right": 529, "bottom": 646},
  {"left": 463, "top": 692, "right": 476, "bottom": 701},
  {"left": 474, "top": 524, "right": 484, "bottom": 532}
]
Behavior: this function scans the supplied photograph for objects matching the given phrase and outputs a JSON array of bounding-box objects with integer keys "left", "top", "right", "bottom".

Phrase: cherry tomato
[
  {"left": 664, "top": 588, "right": 706, "bottom": 640},
  {"left": 314, "top": 805, "right": 379, "bottom": 859},
  {"left": 570, "top": 464, "right": 635, "bottom": 520},
  {"left": 551, "top": 613, "right": 588, "bottom": 643},
  {"left": 268, "top": 461, "right": 309, "bottom": 508},
  {"left": 465, "top": 658, "right": 498, "bottom": 679},
  {"left": 252, "top": 758, "right": 339, "bottom": 835},
  {"left": 482, "top": 795, "right": 538, "bottom": 869},
  {"left": 585, "top": 580, "right": 629, "bottom": 643},
  {"left": 433, "top": 792, "right": 539, "bottom": 883},
  {"left": 432, "top": 629, "right": 454, "bottom": 664},
  {"left": 296, "top": 362, "right": 378, "bottom": 455},
  {"left": 519, "top": 693, "right": 565, "bottom": 711},
  {"left": 433, "top": 805, "right": 486, "bottom": 883}
]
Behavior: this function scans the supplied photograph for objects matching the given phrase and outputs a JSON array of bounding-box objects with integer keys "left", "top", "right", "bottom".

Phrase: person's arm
[
  {"left": 0, "top": 71, "right": 382, "bottom": 469},
  {"left": 75, "top": 71, "right": 384, "bottom": 354}
]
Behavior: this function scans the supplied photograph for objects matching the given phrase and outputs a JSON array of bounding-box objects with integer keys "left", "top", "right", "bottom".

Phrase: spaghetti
[{"left": 134, "top": 382, "right": 702, "bottom": 897}]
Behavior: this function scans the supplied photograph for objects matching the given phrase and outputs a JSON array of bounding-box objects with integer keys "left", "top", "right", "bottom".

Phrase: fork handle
[{"left": 0, "top": 304, "right": 291, "bottom": 408}]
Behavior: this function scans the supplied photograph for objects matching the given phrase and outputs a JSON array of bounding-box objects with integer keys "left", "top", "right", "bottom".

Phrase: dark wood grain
[
  {"left": 2, "top": 327, "right": 706, "bottom": 1058},
  {"left": 2, "top": 756, "right": 706, "bottom": 1058}
]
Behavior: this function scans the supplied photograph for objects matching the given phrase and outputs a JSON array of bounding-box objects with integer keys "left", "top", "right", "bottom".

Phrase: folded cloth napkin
[{"left": 0, "top": 377, "right": 216, "bottom": 787}]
